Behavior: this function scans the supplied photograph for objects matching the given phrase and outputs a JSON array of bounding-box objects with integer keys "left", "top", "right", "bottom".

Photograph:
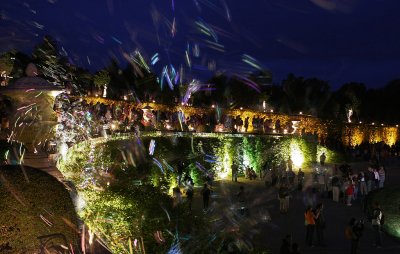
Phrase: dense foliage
[
  {"left": 3, "top": 36, "right": 400, "bottom": 125},
  {"left": 58, "top": 136, "right": 206, "bottom": 253},
  {"left": 0, "top": 165, "right": 79, "bottom": 253},
  {"left": 57, "top": 133, "right": 339, "bottom": 252}
]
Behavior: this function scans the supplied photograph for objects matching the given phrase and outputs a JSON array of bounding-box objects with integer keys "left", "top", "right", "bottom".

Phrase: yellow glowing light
[
  {"left": 50, "top": 90, "right": 64, "bottom": 98},
  {"left": 60, "top": 142, "right": 68, "bottom": 159},
  {"left": 290, "top": 143, "right": 304, "bottom": 168},
  {"left": 216, "top": 166, "right": 229, "bottom": 179}
]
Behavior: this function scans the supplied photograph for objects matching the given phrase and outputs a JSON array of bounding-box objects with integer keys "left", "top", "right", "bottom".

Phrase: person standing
[
  {"left": 186, "top": 184, "right": 194, "bottom": 211},
  {"left": 304, "top": 206, "right": 319, "bottom": 247},
  {"left": 279, "top": 234, "right": 292, "bottom": 254},
  {"left": 371, "top": 202, "right": 383, "bottom": 248},
  {"left": 345, "top": 218, "right": 363, "bottom": 254},
  {"left": 359, "top": 171, "right": 368, "bottom": 196},
  {"left": 271, "top": 168, "right": 278, "bottom": 187},
  {"left": 320, "top": 152, "right": 326, "bottom": 166},
  {"left": 367, "top": 167, "right": 374, "bottom": 193},
  {"left": 173, "top": 186, "right": 182, "bottom": 208},
  {"left": 201, "top": 183, "right": 211, "bottom": 211},
  {"left": 244, "top": 116, "right": 249, "bottom": 132},
  {"left": 297, "top": 168, "right": 305, "bottom": 191},
  {"left": 278, "top": 184, "right": 289, "bottom": 213},
  {"left": 288, "top": 168, "right": 295, "bottom": 188},
  {"left": 315, "top": 203, "right": 326, "bottom": 247},
  {"left": 331, "top": 175, "right": 340, "bottom": 202},
  {"left": 372, "top": 168, "right": 380, "bottom": 189},
  {"left": 287, "top": 156, "right": 293, "bottom": 171},
  {"left": 345, "top": 183, "right": 354, "bottom": 206},
  {"left": 291, "top": 243, "right": 301, "bottom": 254},
  {"left": 317, "top": 172, "right": 326, "bottom": 197},
  {"left": 177, "top": 160, "right": 184, "bottom": 185},
  {"left": 378, "top": 166, "right": 385, "bottom": 189},
  {"left": 231, "top": 161, "right": 238, "bottom": 182}
]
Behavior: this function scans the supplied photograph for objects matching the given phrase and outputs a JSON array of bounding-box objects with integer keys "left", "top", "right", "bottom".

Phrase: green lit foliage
[
  {"left": 58, "top": 134, "right": 340, "bottom": 252},
  {"left": 0, "top": 51, "right": 15, "bottom": 76},
  {"left": 272, "top": 137, "right": 316, "bottom": 168},
  {"left": 58, "top": 138, "right": 206, "bottom": 253},
  {"left": 241, "top": 137, "right": 269, "bottom": 174},
  {"left": 93, "top": 69, "right": 111, "bottom": 89},
  {"left": 81, "top": 184, "right": 174, "bottom": 253},
  {"left": 317, "top": 145, "right": 343, "bottom": 164},
  {"left": 367, "top": 187, "right": 400, "bottom": 239}
]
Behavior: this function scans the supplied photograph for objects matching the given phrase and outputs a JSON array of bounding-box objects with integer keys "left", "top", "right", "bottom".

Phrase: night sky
[{"left": 1, "top": 0, "right": 400, "bottom": 89}]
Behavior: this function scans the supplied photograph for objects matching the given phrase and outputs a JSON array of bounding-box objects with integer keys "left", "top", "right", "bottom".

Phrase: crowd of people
[
  {"left": 53, "top": 93, "right": 305, "bottom": 138},
  {"left": 209, "top": 153, "right": 388, "bottom": 253}
]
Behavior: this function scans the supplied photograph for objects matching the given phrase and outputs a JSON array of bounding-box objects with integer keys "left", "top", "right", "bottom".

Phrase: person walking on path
[
  {"left": 331, "top": 174, "right": 340, "bottom": 202},
  {"left": 345, "top": 183, "right": 354, "bottom": 206},
  {"left": 279, "top": 234, "right": 292, "bottom": 254},
  {"left": 373, "top": 168, "right": 380, "bottom": 190},
  {"left": 359, "top": 171, "right": 368, "bottom": 196},
  {"left": 297, "top": 168, "right": 305, "bottom": 191},
  {"left": 371, "top": 202, "right": 383, "bottom": 248},
  {"left": 291, "top": 243, "right": 301, "bottom": 254},
  {"left": 279, "top": 184, "right": 289, "bottom": 213},
  {"left": 185, "top": 184, "right": 194, "bottom": 211},
  {"left": 201, "top": 183, "right": 211, "bottom": 211},
  {"left": 177, "top": 160, "right": 184, "bottom": 185},
  {"left": 172, "top": 186, "right": 182, "bottom": 208},
  {"left": 236, "top": 185, "right": 246, "bottom": 203},
  {"left": 320, "top": 152, "right": 326, "bottom": 166},
  {"left": 345, "top": 218, "right": 363, "bottom": 254},
  {"left": 287, "top": 168, "right": 295, "bottom": 189},
  {"left": 366, "top": 167, "right": 374, "bottom": 193},
  {"left": 304, "top": 206, "right": 319, "bottom": 247},
  {"left": 378, "top": 166, "right": 385, "bottom": 189},
  {"left": 315, "top": 203, "right": 326, "bottom": 247},
  {"left": 231, "top": 161, "right": 238, "bottom": 182}
]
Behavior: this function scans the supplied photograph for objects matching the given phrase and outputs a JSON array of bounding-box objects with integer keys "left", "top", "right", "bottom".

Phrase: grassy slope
[
  {"left": 0, "top": 165, "right": 79, "bottom": 253},
  {"left": 368, "top": 186, "right": 400, "bottom": 238}
]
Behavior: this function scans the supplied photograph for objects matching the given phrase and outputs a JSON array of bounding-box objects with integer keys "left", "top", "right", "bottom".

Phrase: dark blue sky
[{"left": 1, "top": 0, "right": 400, "bottom": 89}]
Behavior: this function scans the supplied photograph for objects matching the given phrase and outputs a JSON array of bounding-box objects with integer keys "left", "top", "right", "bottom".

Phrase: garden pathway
[{"left": 190, "top": 159, "right": 400, "bottom": 253}]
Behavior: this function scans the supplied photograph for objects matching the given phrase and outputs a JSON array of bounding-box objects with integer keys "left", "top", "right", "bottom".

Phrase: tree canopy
[{"left": 2, "top": 35, "right": 400, "bottom": 124}]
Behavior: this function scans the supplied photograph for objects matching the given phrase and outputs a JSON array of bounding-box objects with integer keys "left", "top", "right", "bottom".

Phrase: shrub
[{"left": 0, "top": 165, "right": 79, "bottom": 253}]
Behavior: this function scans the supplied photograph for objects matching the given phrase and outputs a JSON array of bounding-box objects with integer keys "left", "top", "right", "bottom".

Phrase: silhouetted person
[
  {"left": 201, "top": 183, "right": 211, "bottom": 210},
  {"left": 279, "top": 234, "right": 292, "bottom": 254},
  {"left": 186, "top": 184, "right": 194, "bottom": 211}
]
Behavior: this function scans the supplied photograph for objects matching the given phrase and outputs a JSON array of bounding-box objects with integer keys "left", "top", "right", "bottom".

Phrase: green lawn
[
  {"left": 368, "top": 186, "right": 400, "bottom": 239},
  {"left": 0, "top": 165, "right": 79, "bottom": 253}
]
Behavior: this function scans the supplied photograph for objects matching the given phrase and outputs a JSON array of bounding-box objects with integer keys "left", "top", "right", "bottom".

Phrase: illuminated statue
[
  {"left": 347, "top": 108, "right": 353, "bottom": 123},
  {"left": 103, "top": 84, "right": 107, "bottom": 98}
]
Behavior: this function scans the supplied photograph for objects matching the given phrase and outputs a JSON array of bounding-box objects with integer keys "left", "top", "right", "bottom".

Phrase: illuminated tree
[
  {"left": 0, "top": 51, "right": 17, "bottom": 86},
  {"left": 93, "top": 69, "right": 110, "bottom": 96},
  {"left": 32, "top": 35, "right": 68, "bottom": 84}
]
